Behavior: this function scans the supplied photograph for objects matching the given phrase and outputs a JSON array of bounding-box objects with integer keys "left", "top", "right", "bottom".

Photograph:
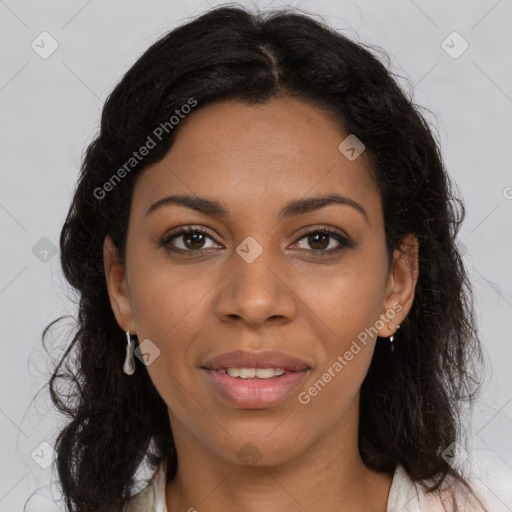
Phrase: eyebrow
[{"left": 146, "top": 193, "right": 368, "bottom": 223}]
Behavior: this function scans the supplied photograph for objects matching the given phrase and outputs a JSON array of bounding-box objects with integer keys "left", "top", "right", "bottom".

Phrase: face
[{"left": 104, "top": 96, "right": 417, "bottom": 467}]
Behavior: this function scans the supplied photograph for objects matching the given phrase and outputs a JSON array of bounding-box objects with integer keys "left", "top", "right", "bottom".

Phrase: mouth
[{"left": 200, "top": 350, "right": 311, "bottom": 409}]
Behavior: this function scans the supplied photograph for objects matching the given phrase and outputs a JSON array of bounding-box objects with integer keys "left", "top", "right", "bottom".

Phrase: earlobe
[
  {"left": 379, "top": 234, "right": 419, "bottom": 336},
  {"left": 103, "top": 235, "right": 136, "bottom": 334}
]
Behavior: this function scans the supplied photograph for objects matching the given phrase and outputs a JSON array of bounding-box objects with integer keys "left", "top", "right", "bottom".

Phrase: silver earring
[
  {"left": 123, "top": 330, "right": 136, "bottom": 375},
  {"left": 389, "top": 324, "right": 401, "bottom": 352}
]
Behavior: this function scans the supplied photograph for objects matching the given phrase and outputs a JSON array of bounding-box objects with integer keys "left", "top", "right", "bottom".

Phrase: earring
[
  {"left": 123, "top": 330, "right": 136, "bottom": 375},
  {"left": 388, "top": 324, "right": 401, "bottom": 352}
]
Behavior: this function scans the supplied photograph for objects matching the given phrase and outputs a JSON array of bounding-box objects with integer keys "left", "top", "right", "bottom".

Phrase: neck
[{"left": 165, "top": 401, "right": 393, "bottom": 512}]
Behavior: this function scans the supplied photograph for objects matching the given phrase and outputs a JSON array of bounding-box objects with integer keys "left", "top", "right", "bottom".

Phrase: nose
[{"left": 213, "top": 239, "right": 297, "bottom": 330}]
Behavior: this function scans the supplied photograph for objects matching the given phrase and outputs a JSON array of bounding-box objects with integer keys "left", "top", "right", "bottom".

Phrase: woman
[{"left": 46, "top": 5, "right": 489, "bottom": 511}]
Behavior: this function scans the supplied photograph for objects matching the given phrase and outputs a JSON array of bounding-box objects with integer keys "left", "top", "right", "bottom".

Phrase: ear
[
  {"left": 103, "top": 235, "right": 137, "bottom": 335},
  {"left": 378, "top": 234, "right": 419, "bottom": 337}
]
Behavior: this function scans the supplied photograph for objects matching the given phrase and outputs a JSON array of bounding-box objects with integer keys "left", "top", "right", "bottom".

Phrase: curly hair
[{"left": 44, "top": 5, "right": 485, "bottom": 511}]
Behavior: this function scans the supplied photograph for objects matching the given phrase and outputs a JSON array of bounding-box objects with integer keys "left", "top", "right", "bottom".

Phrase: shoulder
[
  {"left": 387, "top": 465, "right": 489, "bottom": 512},
  {"left": 124, "top": 462, "right": 168, "bottom": 512}
]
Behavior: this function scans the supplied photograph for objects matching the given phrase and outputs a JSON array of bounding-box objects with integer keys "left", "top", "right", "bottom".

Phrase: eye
[
  {"left": 159, "top": 225, "right": 220, "bottom": 252},
  {"left": 159, "top": 225, "right": 353, "bottom": 256},
  {"left": 291, "top": 228, "right": 352, "bottom": 255}
]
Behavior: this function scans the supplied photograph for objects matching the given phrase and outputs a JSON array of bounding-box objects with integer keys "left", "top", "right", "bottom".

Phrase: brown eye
[
  {"left": 293, "top": 229, "right": 352, "bottom": 255},
  {"left": 303, "top": 232, "right": 331, "bottom": 251},
  {"left": 177, "top": 231, "right": 209, "bottom": 250},
  {"left": 160, "top": 226, "right": 220, "bottom": 252}
]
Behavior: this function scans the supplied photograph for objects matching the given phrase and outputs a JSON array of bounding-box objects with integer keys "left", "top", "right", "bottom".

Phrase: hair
[{"left": 44, "top": 4, "right": 486, "bottom": 512}]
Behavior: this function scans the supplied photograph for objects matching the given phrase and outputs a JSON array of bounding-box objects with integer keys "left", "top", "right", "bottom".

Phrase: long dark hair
[{"left": 45, "top": 5, "right": 485, "bottom": 511}]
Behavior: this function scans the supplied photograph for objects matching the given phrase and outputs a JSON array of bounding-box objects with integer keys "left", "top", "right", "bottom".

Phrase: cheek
[
  {"left": 126, "top": 252, "right": 216, "bottom": 403},
  {"left": 128, "top": 248, "right": 213, "bottom": 342},
  {"left": 291, "top": 250, "right": 387, "bottom": 408},
  {"left": 297, "top": 347, "right": 373, "bottom": 430},
  {"left": 294, "top": 266, "right": 384, "bottom": 416},
  {"left": 291, "top": 250, "right": 388, "bottom": 344}
]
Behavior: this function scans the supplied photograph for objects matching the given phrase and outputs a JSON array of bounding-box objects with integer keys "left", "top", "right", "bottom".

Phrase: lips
[
  {"left": 202, "top": 350, "right": 310, "bottom": 372},
  {"left": 201, "top": 350, "right": 311, "bottom": 409}
]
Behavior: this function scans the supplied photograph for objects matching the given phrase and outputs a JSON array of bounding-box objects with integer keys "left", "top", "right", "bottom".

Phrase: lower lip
[{"left": 202, "top": 368, "right": 309, "bottom": 409}]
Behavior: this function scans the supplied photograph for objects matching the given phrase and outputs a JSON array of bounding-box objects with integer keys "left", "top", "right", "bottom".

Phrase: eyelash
[{"left": 159, "top": 224, "right": 353, "bottom": 256}]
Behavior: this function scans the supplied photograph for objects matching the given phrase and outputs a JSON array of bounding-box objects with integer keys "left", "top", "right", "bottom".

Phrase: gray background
[{"left": 1, "top": 0, "right": 511, "bottom": 510}]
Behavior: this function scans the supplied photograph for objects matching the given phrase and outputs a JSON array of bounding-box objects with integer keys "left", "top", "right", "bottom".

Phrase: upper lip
[{"left": 202, "top": 350, "right": 310, "bottom": 372}]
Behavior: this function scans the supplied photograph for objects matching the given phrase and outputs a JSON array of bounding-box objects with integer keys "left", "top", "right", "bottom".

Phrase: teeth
[
  {"left": 221, "top": 368, "right": 286, "bottom": 379},
  {"left": 239, "top": 368, "right": 256, "bottom": 378}
]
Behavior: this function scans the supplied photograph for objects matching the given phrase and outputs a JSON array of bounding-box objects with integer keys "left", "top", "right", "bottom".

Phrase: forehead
[{"left": 132, "top": 97, "right": 381, "bottom": 225}]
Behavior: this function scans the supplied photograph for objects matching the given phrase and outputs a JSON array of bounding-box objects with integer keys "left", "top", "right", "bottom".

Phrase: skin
[{"left": 104, "top": 96, "right": 419, "bottom": 511}]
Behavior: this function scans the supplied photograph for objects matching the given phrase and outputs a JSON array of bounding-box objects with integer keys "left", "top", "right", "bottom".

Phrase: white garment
[{"left": 124, "top": 463, "right": 486, "bottom": 512}]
